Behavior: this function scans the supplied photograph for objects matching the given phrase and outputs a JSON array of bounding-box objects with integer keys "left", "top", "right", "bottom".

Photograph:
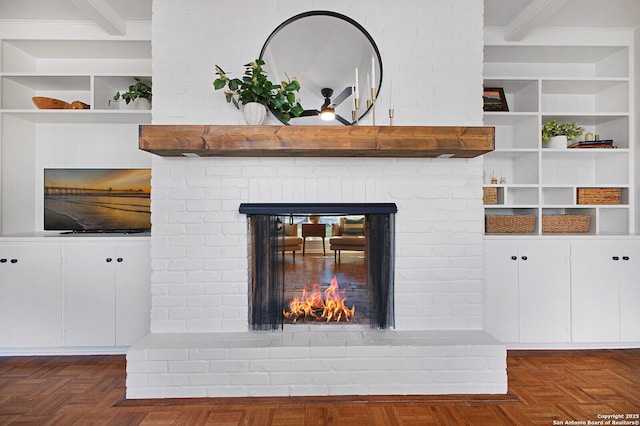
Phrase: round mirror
[{"left": 260, "top": 11, "right": 383, "bottom": 125}]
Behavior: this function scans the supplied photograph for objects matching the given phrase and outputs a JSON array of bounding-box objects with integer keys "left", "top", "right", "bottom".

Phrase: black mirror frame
[{"left": 259, "top": 10, "right": 383, "bottom": 126}]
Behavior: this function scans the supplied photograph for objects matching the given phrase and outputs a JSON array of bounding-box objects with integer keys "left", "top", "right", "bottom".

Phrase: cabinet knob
[
  {"left": 623, "top": 256, "right": 630, "bottom": 261},
  {"left": 106, "top": 258, "right": 113, "bottom": 263},
  {"left": 117, "top": 257, "right": 123, "bottom": 263},
  {"left": 521, "top": 256, "right": 528, "bottom": 261},
  {"left": 0, "top": 258, "right": 6, "bottom": 263},
  {"left": 10, "top": 259, "right": 17, "bottom": 264},
  {"left": 511, "top": 256, "right": 517, "bottom": 260},
  {"left": 612, "top": 256, "right": 620, "bottom": 261}
]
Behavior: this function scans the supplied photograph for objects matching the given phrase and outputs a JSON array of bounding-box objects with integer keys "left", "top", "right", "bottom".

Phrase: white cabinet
[
  {"left": 63, "top": 241, "right": 150, "bottom": 347},
  {"left": 486, "top": 239, "right": 640, "bottom": 346},
  {"left": 114, "top": 244, "right": 152, "bottom": 346},
  {"left": 484, "top": 240, "right": 571, "bottom": 343},
  {"left": 484, "top": 242, "right": 519, "bottom": 342},
  {"left": 518, "top": 243, "right": 571, "bottom": 343},
  {"left": 0, "top": 244, "right": 62, "bottom": 347},
  {"left": 64, "top": 244, "right": 117, "bottom": 346},
  {"left": 571, "top": 242, "right": 640, "bottom": 343},
  {"left": 483, "top": 45, "right": 633, "bottom": 236}
]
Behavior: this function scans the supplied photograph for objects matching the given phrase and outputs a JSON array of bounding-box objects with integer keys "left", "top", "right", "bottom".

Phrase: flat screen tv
[{"left": 44, "top": 168, "right": 151, "bottom": 233}]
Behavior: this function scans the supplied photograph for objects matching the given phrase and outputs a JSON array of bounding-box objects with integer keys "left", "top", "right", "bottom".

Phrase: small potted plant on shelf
[
  {"left": 111, "top": 78, "right": 152, "bottom": 110},
  {"left": 213, "top": 59, "right": 304, "bottom": 124},
  {"left": 542, "top": 120, "right": 584, "bottom": 149}
]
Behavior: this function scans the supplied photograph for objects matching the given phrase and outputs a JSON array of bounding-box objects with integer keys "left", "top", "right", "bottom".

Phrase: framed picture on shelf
[{"left": 483, "top": 87, "right": 509, "bottom": 112}]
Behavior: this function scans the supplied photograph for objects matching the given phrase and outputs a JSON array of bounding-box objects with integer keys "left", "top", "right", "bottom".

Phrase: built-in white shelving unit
[
  {"left": 483, "top": 45, "right": 634, "bottom": 236},
  {"left": 0, "top": 38, "right": 153, "bottom": 352},
  {"left": 0, "top": 39, "right": 152, "bottom": 235}
]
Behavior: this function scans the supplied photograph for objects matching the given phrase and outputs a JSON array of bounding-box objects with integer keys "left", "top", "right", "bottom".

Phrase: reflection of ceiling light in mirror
[
  {"left": 260, "top": 11, "right": 382, "bottom": 126},
  {"left": 320, "top": 107, "right": 336, "bottom": 121}
]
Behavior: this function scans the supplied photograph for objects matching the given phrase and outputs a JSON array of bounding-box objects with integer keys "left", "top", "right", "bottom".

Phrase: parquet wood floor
[{"left": 1, "top": 349, "right": 639, "bottom": 425}]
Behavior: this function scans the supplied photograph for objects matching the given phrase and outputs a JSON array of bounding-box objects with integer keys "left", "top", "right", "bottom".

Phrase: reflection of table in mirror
[{"left": 302, "top": 223, "right": 326, "bottom": 255}]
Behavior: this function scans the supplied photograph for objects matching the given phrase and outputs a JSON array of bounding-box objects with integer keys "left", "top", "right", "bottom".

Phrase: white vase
[
  {"left": 243, "top": 102, "right": 267, "bottom": 125},
  {"left": 547, "top": 135, "right": 568, "bottom": 149},
  {"left": 136, "top": 98, "right": 151, "bottom": 110}
]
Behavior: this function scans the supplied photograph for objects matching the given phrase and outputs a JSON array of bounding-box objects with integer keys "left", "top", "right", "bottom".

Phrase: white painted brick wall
[
  {"left": 127, "top": 330, "right": 507, "bottom": 398},
  {"left": 149, "top": 0, "right": 485, "bottom": 331},
  {"left": 150, "top": 157, "right": 485, "bottom": 332},
  {"left": 128, "top": 0, "right": 507, "bottom": 399}
]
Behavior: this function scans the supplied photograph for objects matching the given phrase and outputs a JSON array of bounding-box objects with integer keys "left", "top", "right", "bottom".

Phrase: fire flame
[{"left": 283, "top": 275, "right": 355, "bottom": 323}]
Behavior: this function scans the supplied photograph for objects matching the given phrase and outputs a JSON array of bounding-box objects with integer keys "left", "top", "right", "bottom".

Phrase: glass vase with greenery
[{"left": 213, "top": 59, "right": 303, "bottom": 122}]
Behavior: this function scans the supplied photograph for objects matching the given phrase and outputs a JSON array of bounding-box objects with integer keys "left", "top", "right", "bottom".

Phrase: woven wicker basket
[
  {"left": 483, "top": 187, "right": 498, "bottom": 204},
  {"left": 485, "top": 215, "right": 536, "bottom": 233},
  {"left": 577, "top": 188, "right": 621, "bottom": 205},
  {"left": 542, "top": 214, "right": 590, "bottom": 233}
]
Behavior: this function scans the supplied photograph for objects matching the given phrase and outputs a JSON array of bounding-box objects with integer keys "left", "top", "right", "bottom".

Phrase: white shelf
[
  {"left": 2, "top": 40, "right": 151, "bottom": 74},
  {"left": 483, "top": 43, "right": 633, "bottom": 236},
  {"left": 1, "top": 74, "right": 152, "bottom": 112},
  {"left": 1, "top": 110, "right": 151, "bottom": 124},
  {"left": 484, "top": 45, "right": 629, "bottom": 79}
]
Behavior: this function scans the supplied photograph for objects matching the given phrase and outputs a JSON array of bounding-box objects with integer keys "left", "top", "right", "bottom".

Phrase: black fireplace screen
[
  {"left": 240, "top": 203, "right": 396, "bottom": 331},
  {"left": 248, "top": 214, "right": 285, "bottom": 331}
]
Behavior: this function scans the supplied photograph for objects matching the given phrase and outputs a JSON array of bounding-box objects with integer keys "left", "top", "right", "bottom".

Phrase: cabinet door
[
  {"left": 571, "top": 244, "right": 620, "bottom": 343},
  {"left": 518, "top": 242, "right": 571, "bottom": 343},
  {"left": 484, "top": 242, "right": 519, "bottom": 342},
  {"left": 0, "top": 245, "right": 62, "bottom": 347},
  {"left": 63, "top": 245, "right": 116, "bottom": 346},
  {"left": 115, "top": 243, "right": 151, "bottom": 346},
  {"left": 619, "top": 244, "right": 640, "bottom": 342}
]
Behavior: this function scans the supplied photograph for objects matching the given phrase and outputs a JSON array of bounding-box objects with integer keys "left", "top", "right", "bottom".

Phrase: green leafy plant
[
  {"left": 213, "top": 59, "right": 304, "bottom": 122},
  {"left": 112, "top": 78, "right": 152, "bottom": 104},
  {"left": 542, "top": 120, "right": 585, "bottom": 143}
]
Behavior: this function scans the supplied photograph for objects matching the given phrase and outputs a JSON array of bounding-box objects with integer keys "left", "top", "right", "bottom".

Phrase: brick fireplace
[{"left": 125, "top": 0, "right": 507, "bottom": 398}]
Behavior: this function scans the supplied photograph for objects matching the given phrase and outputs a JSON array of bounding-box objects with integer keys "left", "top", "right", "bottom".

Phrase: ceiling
[
  {"left": 0, "top": 0, "right": 151, "bottom": 21},
  {"left": 0, "top": 0, "right": 152, "bottom": 35},
  {"left": 484, "top": 0, "right": 640, "bottom": 40},
  {"left": 0, "top": 0, "right": 638, "bottom": 38}
]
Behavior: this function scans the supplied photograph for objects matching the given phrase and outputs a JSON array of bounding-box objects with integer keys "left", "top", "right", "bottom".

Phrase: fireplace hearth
[{"left": 239, "top": 203, "right": 396, "bottom": 331}]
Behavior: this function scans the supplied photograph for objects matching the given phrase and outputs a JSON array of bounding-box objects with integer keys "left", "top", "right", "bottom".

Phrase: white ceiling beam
[
  {"left": 504, "top": 0, "right": 571, "bottom": 41},
  {"left": 70, "top": 0, "right": 126, "bottom": 35}
]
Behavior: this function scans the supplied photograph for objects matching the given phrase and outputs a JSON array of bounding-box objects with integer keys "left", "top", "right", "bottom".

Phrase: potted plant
[
  {"left": 542, "top": 120, "right": 584, "bottom": 148},
  {"left": 213, "top": 59, "right": 304, "bottom": 124},
  {"left": 112, "top": 78, "right": 152, "bottom": 110}
]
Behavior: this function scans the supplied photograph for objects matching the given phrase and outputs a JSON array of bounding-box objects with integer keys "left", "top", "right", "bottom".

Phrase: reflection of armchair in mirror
[{"left": 260, "top": 11, "right": 383, "bottom": 125}]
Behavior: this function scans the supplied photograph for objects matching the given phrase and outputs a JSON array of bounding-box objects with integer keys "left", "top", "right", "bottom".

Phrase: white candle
[
  {"left": 371, "top": 56, "right": 376, "bottom": 90},
  {"left": 354, "top": 67, "right": 359, "bottom": 99},
  {"left": 389, "top": 80, "right": 393, "bottom": 108}
]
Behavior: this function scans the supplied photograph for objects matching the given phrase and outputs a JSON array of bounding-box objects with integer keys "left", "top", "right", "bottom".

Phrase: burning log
[{"left": 283, "top": 275, "right": 355, "bottom": 323}]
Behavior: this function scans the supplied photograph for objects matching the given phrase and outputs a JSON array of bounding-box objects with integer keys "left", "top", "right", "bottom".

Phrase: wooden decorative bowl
[
  {"left": 31, "top": 97, "right": 90, "bottom": 110},
  {"left": 32, "top": 97, "right": 72, "bottom": 109},
  {"left": 70, "top": 100, "right": 90, "bottom": 109}
]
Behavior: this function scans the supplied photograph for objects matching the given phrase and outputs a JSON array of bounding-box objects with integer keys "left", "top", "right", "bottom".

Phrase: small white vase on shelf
[
  {"left": 136, "top": 98, "right": 151, "bottom": 110},
  {"left": 243, "top": 102, "right": 267, "bottom": 125},
  {"left": 547, "top": 135, "right": 568, "bottom": 149}
]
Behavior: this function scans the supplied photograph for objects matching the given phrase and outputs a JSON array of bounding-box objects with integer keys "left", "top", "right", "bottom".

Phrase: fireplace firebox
[{"left": 239, "top": 203, "right": 397, "bottom": 331}]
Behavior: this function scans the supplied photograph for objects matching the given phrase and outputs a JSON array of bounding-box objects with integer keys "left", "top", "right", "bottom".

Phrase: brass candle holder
[
  {"left": 354, "top": 97, "right": 360, "bottom": 125},
  {"left": 388, "top": 108, "right": 395, "bottom": 126},
  {"left": 370, "top": 88, "right": 377, "bottom": 126}
]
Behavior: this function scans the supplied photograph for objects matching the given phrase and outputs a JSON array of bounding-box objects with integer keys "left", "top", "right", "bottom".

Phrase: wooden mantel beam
[{"left": 138, "top": 125, "right": 494, "bottom": 158}]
